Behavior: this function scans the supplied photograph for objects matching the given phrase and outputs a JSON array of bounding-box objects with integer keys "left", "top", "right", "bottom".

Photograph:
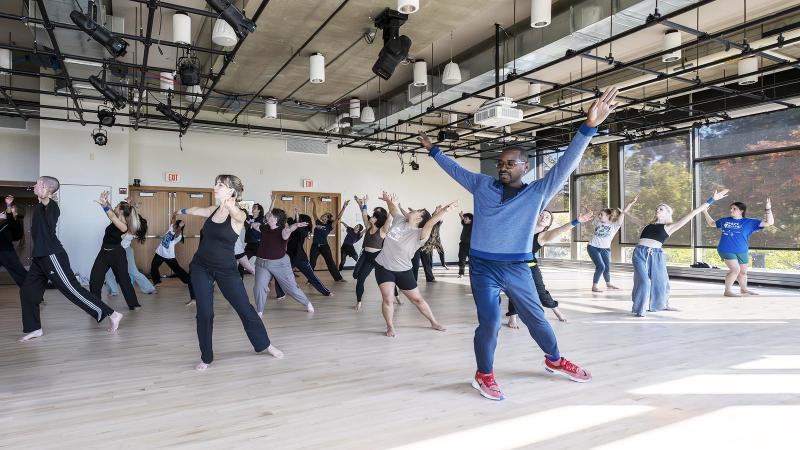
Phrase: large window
[
  {"left": 539, "top": 150, "right": 571, "bottom": 258},
  {"left": 621, "top": 135, "right": 692, "bottom": 246},
  {"left": 575, "top": 144, "right": 609, "bottom": 241},
  {"left": 697, "top": 108, "right": 800, "bottom": 158}
]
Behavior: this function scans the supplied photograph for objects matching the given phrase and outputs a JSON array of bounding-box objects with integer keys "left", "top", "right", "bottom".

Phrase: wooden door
[
  {"left": 174, "top": 191, "right": 212, "bottom": 269},
  {"left": 273, "top": 191, "right": 341, "bottom": 270},
  {"left": 129, "top": 189, "right": 171, "bottom": 273}
]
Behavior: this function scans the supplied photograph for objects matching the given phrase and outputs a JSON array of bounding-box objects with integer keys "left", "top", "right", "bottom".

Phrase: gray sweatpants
[{"left": 254, "top": 255, "right": 310, "bottom": 312}]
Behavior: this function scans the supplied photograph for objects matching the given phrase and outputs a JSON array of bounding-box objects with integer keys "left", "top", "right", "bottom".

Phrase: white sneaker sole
[
  {"left": 544, "top": 364, "right": 591, "bottom": 383},
  {"left": 471, "top": 379, "right": 504, "bottom": 401}
]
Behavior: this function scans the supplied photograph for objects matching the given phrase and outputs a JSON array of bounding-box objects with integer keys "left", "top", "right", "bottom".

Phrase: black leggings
[
  {"left": 412, "top": 250, "right": 435, "bottom": 282},
  {"left": 354, "top": 250, "right": 397, "bottom": 303},
  {"left": 507, "top": 263, "right": 558, "bottom": 315},
  {"left": 190, "top": 261, "right": 271, "bottom": 364},
  {"left": 150, "top": 253, "right": 191, "bottom": 285},
  {"left": 458, "top": 242, "right": 469, "bottom": 276},
  {"left": 90, "top": 246, "right": 140, "bottom": 309},
  {"left": 309, "top": 243, "right": 343, "bottom": 281},
  {"left": 0, "top": 249, "right": 27, "bottom": 287},
  {"left": 338, "top": 244, "right": 359, "bottom": 271}
]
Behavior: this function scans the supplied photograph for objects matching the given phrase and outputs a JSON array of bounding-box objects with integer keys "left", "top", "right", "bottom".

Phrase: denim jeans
[
  {"left": 631, "top": 245, "right": 670, "bottom": 316},
  {"left": 105, "top": 246, "right": 156, "bottom": 295},
  {"left": 469, "top": 256, "right": 560, "bottom": 373},
  {"left": 586, "top": 244, "right": 611, "bottom": 284}
]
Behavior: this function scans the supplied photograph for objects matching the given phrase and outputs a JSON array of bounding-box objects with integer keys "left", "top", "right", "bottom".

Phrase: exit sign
[
  {"left": 166, "top": 172, "right": 180, "bottom": 183},
  {"left": 303, "top": 179, "right": 314, "bottom": 188}
]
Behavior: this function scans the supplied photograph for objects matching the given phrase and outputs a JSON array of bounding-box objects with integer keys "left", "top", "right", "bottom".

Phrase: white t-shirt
[
  {"left": 121, "top": 233, "right": 134, "bottom": 249},
  {"left": 155, "top": 228, "right": 182, "bottom": 259},
  {"left": 375, "top": 213, "right": 423, "bottom": 272},
  {"left": 588, "top": 219, "right": 621, "bottom": 249}
]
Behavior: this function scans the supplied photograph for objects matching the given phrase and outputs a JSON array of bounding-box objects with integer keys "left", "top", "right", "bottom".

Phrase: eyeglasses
[{"left": 495, "top": 159, "right": 527, "bottom": 169}]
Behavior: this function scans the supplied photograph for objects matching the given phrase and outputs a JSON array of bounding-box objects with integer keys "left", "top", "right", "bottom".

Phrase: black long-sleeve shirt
[
  {"left": 31, "top": 200, "right": 65, "bottom": 257},
  {"left": 0, "top": 211, "right": 23, "bottom": 252}
]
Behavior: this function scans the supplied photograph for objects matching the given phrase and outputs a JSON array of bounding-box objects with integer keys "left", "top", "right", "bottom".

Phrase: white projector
[{"left": 473, "top": 97, "right": 523, "bottom": 127}]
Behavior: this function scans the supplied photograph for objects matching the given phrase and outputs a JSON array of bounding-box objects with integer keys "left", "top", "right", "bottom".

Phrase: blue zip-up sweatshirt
[{"left": 430, "top": 123, "right": 596, "bottom": 261}]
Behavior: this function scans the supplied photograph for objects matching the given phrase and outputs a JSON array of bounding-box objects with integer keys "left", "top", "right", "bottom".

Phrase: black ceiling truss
[{"left": 133, "top": 0, "right": 159, "bottom": 130}]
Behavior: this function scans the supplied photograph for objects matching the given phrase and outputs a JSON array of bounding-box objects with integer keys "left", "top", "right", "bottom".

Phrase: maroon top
[{"left": 256, "top": 226, "right": 288, "bottom": 260}]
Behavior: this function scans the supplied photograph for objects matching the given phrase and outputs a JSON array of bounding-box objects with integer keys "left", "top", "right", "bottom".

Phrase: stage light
[
  {"left": 97, "top": 106, "right": 116, "bottom": 127},
  {"left": 88, "top": 75, "right": 127, "bottom": 109},
  {"left": 177, "top": 55, "right": 201, "bottom": 86},
  {"left": 372, "top": 8, "right": 412, "bottom": 80},
  {"left": 70, "top": 10, "right": 129, "bottom": 58},
  {"left": 206, "top": 0, "right": 257, "bottom": 40},
  {"left": 156, "top": 103, "right": 190, "bottom": 130},
  {"left": 92, "top": 128, "right": 108, "bottom": 146}
]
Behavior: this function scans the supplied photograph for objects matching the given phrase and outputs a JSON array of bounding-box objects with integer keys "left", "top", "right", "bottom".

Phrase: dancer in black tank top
[{"left": 177, "top": 175, "right": 283, "bottom": 371}]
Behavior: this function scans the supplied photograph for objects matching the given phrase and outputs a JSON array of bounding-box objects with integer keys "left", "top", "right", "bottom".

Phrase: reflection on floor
[{"left": 1, "top": 266, "right": 798, "bottom": 449}]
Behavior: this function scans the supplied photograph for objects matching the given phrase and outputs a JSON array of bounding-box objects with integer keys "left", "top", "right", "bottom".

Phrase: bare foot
[
  {"left": 195, "top": 362, "right": 209, "bottom": 371},
  {"left": 741, "top": 290, "right": 760, "bottom": 296},
  {"left": 431, "top": 322, "right": 447, "bottom": 332},
  {"left": 606, "top": 283, "right": 620, "bottom": 290},
  {"left": 326, "top": 292, "right": 335, "bottom": 297},
  {"left": 384, "top": 327, "right": 396, "bottom": 337},
  {"left": 724, "top": 290, "right": 741, "bottom": 297},
  {"left": 18, "top": 329, "right": 43, "bottom": 342},
  {"left": 107, "top": 311, "right": 123, "bottom": 332},
  {"left": 506, "top": 315, "right": 519, "bottom": 329},
  {"left": 266, "top": 345, "right": 284, "bottom": 359},
  {"left": 663, "top": 306, "right": 681, "bottom": 312},
  {"left": 355, "top": 301, "right": 362, "bottom": 311},
  {"left": 306, "top": 303, "right": 315, "bottom": 313},
  {"left": 185, "top": 299, "right": 196, "bottom": 306},
  {"left": 591, "top": 286, "right": 603, "bottom": 292}
]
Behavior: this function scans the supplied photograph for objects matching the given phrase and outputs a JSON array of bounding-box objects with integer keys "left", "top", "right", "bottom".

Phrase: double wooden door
[
  {"left": 271, "top": 191, "right": 341, "bottom": 271},
  {"left": 128, "top": 186, "right": 213, "bottom": 274}
]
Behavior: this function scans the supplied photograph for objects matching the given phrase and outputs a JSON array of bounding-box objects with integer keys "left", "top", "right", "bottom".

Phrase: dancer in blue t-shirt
[{"left": 702, "top": 198, "right": 774, "bottom": 297}]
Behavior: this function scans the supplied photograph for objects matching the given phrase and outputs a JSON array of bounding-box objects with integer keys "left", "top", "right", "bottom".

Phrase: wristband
[
  {"left": 180, "top": 208, "right": 187, "bottom": 215},
  {"left": 570, "top": 218, "right": 580, "bottom": 227},
  {"left": 102, "top": 206, "right": 111, "bottom": 212},
  {"left": 705, "top": 196, "right": 715, "bottom": 205}
]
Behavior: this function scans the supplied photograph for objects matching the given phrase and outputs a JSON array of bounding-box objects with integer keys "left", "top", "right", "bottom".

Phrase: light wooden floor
[{"left": 2, "top": 264, "right": 799, "bottom": 450}]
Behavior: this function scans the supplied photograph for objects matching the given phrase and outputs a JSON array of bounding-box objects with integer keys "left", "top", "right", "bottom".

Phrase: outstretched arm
[
  {"left": 283, "top": 221, "right": 308, "bottom": 240},
  {"left": 420, "top": 201, "right": 458, "bottom": 242},
  {"left": 615, "top": 195, "right": 638, "bottom": 225},
  {"left": 702, "top": 208, "right": 717, "bottom": 228},
  {"left": 177, "top": 205, "right": 215, "bottom": 218},
  {"left": 95, "top": 191, "right": 128, "bottom": 233},
  {"left": 666, "top": 189, "right": 729, "bottom": 235},
  {"left": 355, "top": 195, "right": 371, "bottom": 229},
  {"left": 380, "top": 191, "right": 399, "bottom": 219},
  {"left": 418, "top": 132, "right": 487, "bottom": 193},
  {"left": 761, "top": 197, "right": 774, "bottom": 227},
  {"left": 539, "top": 211, "right": 593, "bottom": 244},
  {"left": 310, "top": 198, "right": 319, "bottom": 222},
  {"left": 335, "top": 199, "right": 350, "bottom": 223}
]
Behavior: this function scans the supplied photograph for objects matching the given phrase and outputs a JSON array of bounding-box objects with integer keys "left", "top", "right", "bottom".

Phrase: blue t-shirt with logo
[{"left": 715, "top": 217, "right": 763, "bottom": 253}]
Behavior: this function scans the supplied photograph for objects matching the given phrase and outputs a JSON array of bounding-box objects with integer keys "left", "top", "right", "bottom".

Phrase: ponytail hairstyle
[
  {"left": 135, "top": 216, "right": 148, "bottom": 243},
  {"left": 118, "top": 201, "right": 143, "bottom": 240},
  {"left": 731, "top": 201, "right": 747, "bottom": 217},
  {"left": 175, "top": 219, "right": 187, "bottom": 244}
]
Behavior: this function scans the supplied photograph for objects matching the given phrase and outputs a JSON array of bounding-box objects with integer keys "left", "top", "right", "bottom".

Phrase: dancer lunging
[
  {"left": 352, "top": 195, "right": 397, "bottom": 310},
  {"left": 178, "top": 175, "right": 282, "bottom": 371},
  {"left": 506, "top": 210, "right": 593, "bottom": 328},
  {"left": 19, "top": 176, "right": 123, "bottom": 341},
  {"left": 421, "top": 86, "right": 620, "bottom": 400},
  {"left": 338, "top": 220, "right": 364, "bottom": 271},
  {"left": 0, "top": 196, "right": 27, "bottom": 287},
  {"left": 274, "top": 208, "right": 333, "bottom": 298},
  {"left": 588, "top": 196, "right": 638, "bottom": 292},
  {"left": 702, "top": 197, "right": 774, "bottom": 297},
  {"left": 310, "top": 198, "right": 347, "bottom": 282},
  {"left": 252, "top": 205, "right": 315, "bottom": 314},
  {"left": 105, "top": 214, "right": 156, "bottom": 296},
  {"left": 624, "top": 189, "right": 729, "bottom": 316},
  {"left": 374, "top": 192, "right": 450, "bottom": 337},
  {"left": 89, "top": 193, "right": 142, "bottom": 310}
]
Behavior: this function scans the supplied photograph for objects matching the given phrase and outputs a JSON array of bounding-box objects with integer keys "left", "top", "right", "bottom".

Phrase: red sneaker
[
  {"left": 471, "top": 371, "right": 505, "bottom": 401},
  {"left": 544, "top": 357, "right": 592, "bottom": 382}
]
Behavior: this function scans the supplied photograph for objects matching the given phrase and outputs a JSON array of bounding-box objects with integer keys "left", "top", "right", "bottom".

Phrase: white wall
[
  {"left": 130, "top": 129, "right": 481, "bottom": 261},
  {"left": 0, "top": 120, "right": 39, "bottom": 182}
]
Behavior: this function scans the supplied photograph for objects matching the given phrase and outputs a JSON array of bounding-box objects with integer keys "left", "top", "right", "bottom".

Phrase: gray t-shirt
[
  {"left": 588, "top": 219, "right": 621, "bottom": 249},
  {"left": 375, "top": 213, "right": 423, "bottom": 271}
]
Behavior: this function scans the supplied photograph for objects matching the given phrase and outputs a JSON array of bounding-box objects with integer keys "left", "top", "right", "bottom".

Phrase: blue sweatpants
[
  {"left": 631, "top": 245, "right": 670, "bottom": 315},
  {"left": 469, "top": 256, "right": 560, "bottom": 374}
]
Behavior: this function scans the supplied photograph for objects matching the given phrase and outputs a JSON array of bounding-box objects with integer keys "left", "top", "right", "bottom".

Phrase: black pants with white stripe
[{"left": 20, "top": 252, "right": 115, "bottom": 333}]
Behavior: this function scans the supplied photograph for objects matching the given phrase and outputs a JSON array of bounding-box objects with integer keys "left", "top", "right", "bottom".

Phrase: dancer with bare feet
[
  {"left": 624, "top": 189, "right": 730, "bottom": 316},
  {"left": 177, "top": 175, "right": 282, "bottom": 370},
  {"left": 702, "top": 197, "right": 774, "bottom": 297},
  {"left": 588, "top": 196, "right": 638, "bottom": 292},
  {"left": 373, "top": 192, "right": 452, "bottom": 337},
  {"left": 352, "top": 195, "right": 398, "bottom": 310},
  {"left": 421, "top": 87, "right": 621, "bottom": 400},
  {"left": 19, "top": 176, "right": 123, "bottom": 342},
  {"left": 506, "top": 210, "right": 593, "bottom": 328}
]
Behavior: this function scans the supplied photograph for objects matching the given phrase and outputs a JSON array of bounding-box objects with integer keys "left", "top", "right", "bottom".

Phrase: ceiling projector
[{"left": 473, "top": 97, "right": 523, "bottom": 128}]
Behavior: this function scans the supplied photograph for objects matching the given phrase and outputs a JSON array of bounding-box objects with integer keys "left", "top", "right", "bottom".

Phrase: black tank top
[
  {"left": 192, "top": 208, "right": 239, "bottom": 269},
  {"left": 640, "top": 223, "right": 669, "bottom": 243},
  {"left": 102, "top": 223, "right": 123, "bottom": 247},
  {"left": 363, "top": 228, "right": 385, "bottom": 249}
]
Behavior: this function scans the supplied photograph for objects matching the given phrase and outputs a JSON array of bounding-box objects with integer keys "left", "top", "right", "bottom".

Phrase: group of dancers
[{"left": 5, "top": 86, "right": 778, "bottom": 400}]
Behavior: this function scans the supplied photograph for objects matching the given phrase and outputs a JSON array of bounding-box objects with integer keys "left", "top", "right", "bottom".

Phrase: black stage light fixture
[
  {"left": 177, "top": 55, "right": 201, "bottom": 86},
  {"left": 206, "top": 0, "right": 257, "bottom": 40},
  {"left": 92, "top": 127, "right": 108, "bottom": 146},
  {"left": 372, "top": 8, "right": 412, "bottom": 80},
  {"left": 410, "top": 160, "right": 420, "bottom": 170},
  {"left": 88, "top": 75, "right": 127, "bottom": 109},
  {"left": 97, "top": 105, "right": 116, "bottom": 127},
  {"left": 437, "top": 129, "right": 459, "bottom": 142},
  {"left": 70, "top": 10, "right": 129, "bottom": 58},
  {"left": 156, "top": 103, "right": 190, "bottom": 130}
]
